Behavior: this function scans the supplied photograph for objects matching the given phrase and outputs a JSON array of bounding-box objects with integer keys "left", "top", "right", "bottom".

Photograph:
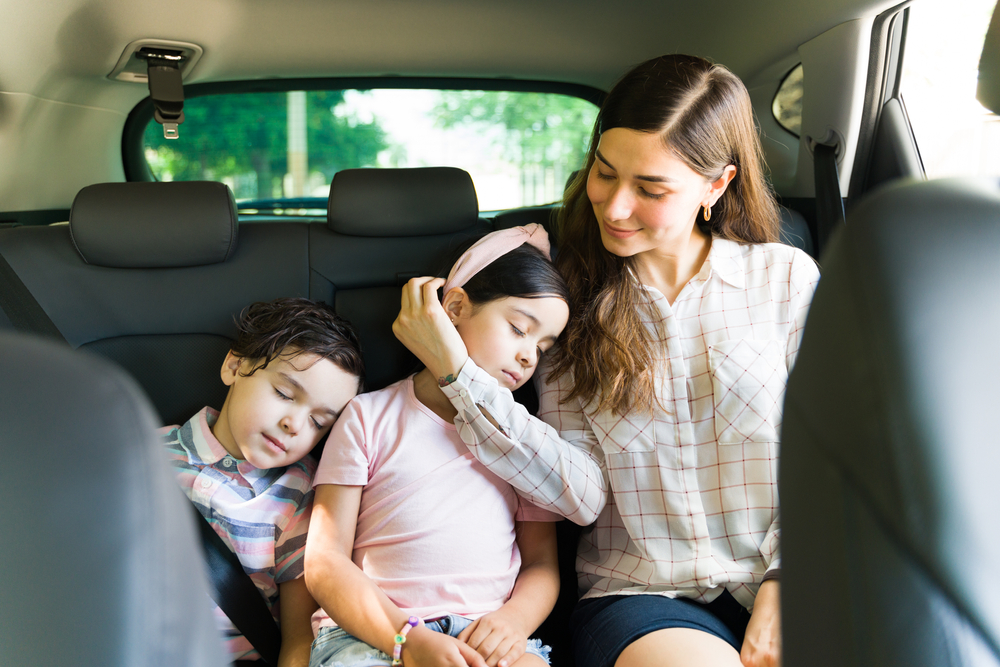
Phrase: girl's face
[
  {"left": 587, "top": 127, "right": 734, "bottom": 259},
  {"left": 451, "top": 294, "right": 569, "bottom": 390}
]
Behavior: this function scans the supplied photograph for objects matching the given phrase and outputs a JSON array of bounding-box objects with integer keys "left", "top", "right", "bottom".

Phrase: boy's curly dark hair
[{"left": 230, "top": 297, "right": 365, "bottom": 389}]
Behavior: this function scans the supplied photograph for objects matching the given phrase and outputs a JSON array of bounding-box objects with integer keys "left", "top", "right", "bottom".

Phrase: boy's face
[{"left": 212, "top": 350, "right": 359, "bottom": 469}]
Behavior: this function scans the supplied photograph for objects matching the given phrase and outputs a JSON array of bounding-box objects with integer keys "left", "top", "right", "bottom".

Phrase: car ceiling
[{"left": 6, "top": 0, "right": 900, "bottom": 103}]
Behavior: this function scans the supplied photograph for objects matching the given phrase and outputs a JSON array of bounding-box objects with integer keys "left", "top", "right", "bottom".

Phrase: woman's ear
[
  {"left": 441, "top": 287, "right": 471, "bottom": 324},
  {"left": 220, "top": 350, "right": 243, "bottom": 386},
  {"left": 707, "top": 164, "right": 738, "bottom": 206}
]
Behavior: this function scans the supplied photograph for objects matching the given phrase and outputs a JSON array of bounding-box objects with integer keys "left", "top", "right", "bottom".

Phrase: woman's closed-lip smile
[{"left": 602, "top": 222, "right": 640, "bottom": 239}]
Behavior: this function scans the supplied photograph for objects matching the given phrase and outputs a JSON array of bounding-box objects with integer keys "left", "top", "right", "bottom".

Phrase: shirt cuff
[{"left": 439, "top": 358, "right": 510, "bottom": 436}]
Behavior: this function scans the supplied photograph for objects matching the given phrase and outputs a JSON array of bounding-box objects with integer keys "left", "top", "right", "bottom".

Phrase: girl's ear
[
  {"left": 220, "top": 351, "right": 243, "bottom": 386},
  {"left": 441, "top": 287, "right": 471, "bottom": 323}
]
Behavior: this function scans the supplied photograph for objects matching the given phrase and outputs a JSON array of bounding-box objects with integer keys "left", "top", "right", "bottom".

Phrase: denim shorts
[
  {"left": 309, "top": 614, "right": 552, "bottom": 667},
  {"left": 570, "top": 591, "right": 751, "bottom": 667}
]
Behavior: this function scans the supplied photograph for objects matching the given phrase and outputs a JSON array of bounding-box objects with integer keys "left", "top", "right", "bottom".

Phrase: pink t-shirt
[{"left": 312, "top": 376, "right": 558, "bottom": 630}]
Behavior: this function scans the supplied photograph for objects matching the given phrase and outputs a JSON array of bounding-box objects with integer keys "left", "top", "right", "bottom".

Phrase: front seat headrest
[
  {"left": 69, "top": 181, "right": 238, "bottom": 268},
  {"left": 327, "top": 167, "right": 479, "bottom": 236}
]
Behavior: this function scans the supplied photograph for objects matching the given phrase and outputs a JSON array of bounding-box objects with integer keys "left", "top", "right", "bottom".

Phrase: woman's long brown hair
[{"left": 548, "top": 54, "right": 781, "bottom": 416}]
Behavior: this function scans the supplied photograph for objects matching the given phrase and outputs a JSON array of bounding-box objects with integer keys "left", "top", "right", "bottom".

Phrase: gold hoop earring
[{"left": 703, "top": 204, "right": 712, "bottom": 222}]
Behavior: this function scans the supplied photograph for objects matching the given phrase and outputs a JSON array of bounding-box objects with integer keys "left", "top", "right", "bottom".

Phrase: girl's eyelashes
[
  {"left": 639, "top": 188, "right": 666, "bottom": 200},
  {"left": 510, "top": 323, "right": 526, "bottom": 337},
  {"left": 595, "top": 170, "right": 615, "bottom": 181},
  {"left": 310, "top": 416, "right": 324, "bottom": 430},
  {"left": 274, "top": 387, "right": 292, "bottom": 401}
]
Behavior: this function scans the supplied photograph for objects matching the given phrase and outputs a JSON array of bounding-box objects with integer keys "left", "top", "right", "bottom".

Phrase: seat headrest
[
  {"left": 327, "top": 167, "right": 479, "bottom": 236},
  {"left": 69, "top": 181, "right": 238, "bottom": 268},
  {"left": 977, "top": 0, "right": 1000, "bottom": 113}
]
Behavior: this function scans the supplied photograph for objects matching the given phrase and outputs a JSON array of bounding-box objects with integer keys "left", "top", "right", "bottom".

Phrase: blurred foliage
[
  {"left": 144, "top": 91, "right": 386, "bottom": 198},
  {"left": 433, "top": 91, "right": 598, "bottom": 172}
]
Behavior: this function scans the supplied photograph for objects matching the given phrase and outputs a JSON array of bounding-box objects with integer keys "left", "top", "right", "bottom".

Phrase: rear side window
[
  {"left": 772, "top": 64, "right": 803, "bottom": 137},
  {"left": 142, "top": 89, "right": 599, "bottom": 212},
  {"left": 900, "top": 0, "right": 999, "bottom": 177}
]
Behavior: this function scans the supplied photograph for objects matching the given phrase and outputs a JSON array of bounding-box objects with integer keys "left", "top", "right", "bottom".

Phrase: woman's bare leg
[{"left": 613, "top": 628, "right": 742, "bottom": 667}]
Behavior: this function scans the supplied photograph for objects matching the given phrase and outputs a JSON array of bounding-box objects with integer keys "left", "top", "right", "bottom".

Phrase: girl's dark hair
[
  {"left": 230, "top": 297, "right": 365, "bottom": 389},
  {"left": 446, "top": 240, "right": 570, "bottom": 306},
  {"left": 550, "top": 54, "right": 780, "bottom": 416}
]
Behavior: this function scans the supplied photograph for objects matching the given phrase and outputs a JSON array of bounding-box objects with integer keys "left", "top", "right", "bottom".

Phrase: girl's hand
[
  {"left": 740, "top": 580, "right": 781, "bottom": 667},
  {"left": 404, "top": 625, "right": 488, "bottom": 667},
  {"left": 393, "top": 276, "right": 469, "bottom": 382},
  {"left": 457, "top": 611, "right": 527, "bottom": 667}
]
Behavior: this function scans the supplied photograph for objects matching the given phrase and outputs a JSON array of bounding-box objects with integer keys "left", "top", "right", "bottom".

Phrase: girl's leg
[{"left": 614, "top": 628, "right": 742, "bottom": 667}]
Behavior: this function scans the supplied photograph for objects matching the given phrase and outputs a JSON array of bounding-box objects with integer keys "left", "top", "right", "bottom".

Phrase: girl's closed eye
[
  {"left": 510, "top": 323, "right": 526, "bottom": 337},
  {"left": 640, "top": 188, "right": 666, "bottom": 200},
  {"left": 274, "top": 387, "right": 292, "bottom": 401}
]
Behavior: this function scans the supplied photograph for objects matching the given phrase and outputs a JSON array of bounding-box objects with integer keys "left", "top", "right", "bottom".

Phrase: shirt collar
[
  {"left": 182, "top": 408, "right": 282, "bottom": 495},
  {"left": 701, "top": 236, "right": 746, "bottom": 289}
]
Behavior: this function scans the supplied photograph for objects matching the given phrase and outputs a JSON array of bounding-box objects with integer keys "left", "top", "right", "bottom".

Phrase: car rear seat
[{"left": 0, "top": 166, "right": 815, "bottom": 667}]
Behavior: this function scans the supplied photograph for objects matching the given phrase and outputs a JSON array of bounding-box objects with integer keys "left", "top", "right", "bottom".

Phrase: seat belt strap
[
  {"left": 0, "top": 249, "right": 68, "bottom": 344},
  {"left": 813, "top": 142, "right": 846, "bottom": 257},
  {"left": 191, "top": 503, "right": 282, "bottom": 666}
]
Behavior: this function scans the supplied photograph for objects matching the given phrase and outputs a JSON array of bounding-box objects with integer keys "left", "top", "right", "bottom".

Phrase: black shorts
[{"left": 570, "top": 591, "right": 751, "bottom": 667}]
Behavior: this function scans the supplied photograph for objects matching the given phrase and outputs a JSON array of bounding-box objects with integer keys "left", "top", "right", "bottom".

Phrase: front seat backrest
[
  {"left": 0, "top": 332, "right": 227, "bottom": 667},
  {"left": 780, "top": 176, "right": 1000, "bottom": 666}
]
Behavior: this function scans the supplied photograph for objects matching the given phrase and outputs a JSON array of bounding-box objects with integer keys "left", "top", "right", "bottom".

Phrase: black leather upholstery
[
  {"left": 70, "top": 181, "right": 238, "bottom": 268},
  {"left": 327, "top": 167, "right": 480, "bottom": 236},
  {"left": 0, "top": 331, "right": 226, "bottom": 667},
  {"left": 781, "top": 177, "right": 1000, "bottom": 666}
]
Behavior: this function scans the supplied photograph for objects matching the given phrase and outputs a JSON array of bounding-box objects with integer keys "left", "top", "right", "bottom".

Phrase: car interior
[{"left": 1, "top": 0, "right": 998, "bottom": 665}]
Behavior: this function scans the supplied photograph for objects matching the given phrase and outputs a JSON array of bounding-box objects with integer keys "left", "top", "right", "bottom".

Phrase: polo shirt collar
[{"left": 185, "top": 407, "right": 282, "bottom": 495}]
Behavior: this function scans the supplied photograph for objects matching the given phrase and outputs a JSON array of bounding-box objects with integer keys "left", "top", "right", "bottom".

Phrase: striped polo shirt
[{"left": 162, "top": 407, "right": 317, "bottom": 662}]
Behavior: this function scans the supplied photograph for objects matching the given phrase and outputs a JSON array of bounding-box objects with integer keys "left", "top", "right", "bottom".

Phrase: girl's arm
[
  {"left": 276, "top": 577, "right": 319, "bottom": 667},
  {"left": 304, "top": 484, "right": 487, "bottom": 667},
  {"left": 393, "top": 276, "right": 608, "bottom": 525},
  {"left": 458, "top": 521, "right": 560, "bottom": 667}
]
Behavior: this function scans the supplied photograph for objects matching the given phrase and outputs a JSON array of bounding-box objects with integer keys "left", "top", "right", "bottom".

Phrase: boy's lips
[
  {"left": 263, "top": 434, "right": 287, "bottom": 453},
  {"left": 503, "top": 370, "right": 522, "bottom": 386}
]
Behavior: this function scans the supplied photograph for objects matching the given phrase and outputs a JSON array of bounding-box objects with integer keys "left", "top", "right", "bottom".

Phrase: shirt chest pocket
[{"left": 708, "top": 339, "right": 787, "bottom": 445}]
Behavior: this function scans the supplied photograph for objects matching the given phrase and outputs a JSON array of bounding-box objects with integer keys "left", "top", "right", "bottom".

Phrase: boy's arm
[
  {"left": 277, "top": 577, "right": 319, "bottom": 667},
  {"left": 458, "top": 521, "right": 560, "bottom": 667},
  {"left": 304, "top": 484, "right": 487, "bottom": 667}
]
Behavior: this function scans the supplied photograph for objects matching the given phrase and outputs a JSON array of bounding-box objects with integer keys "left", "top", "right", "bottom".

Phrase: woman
[{"left": 394, "top": 54, "right": 819, "bottom": 667}]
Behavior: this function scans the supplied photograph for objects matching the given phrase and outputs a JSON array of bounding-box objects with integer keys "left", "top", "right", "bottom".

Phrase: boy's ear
[
  {"left": 441, "top": 287, "right": 471, "bottom": 322},
  {"left": 220, "top": 351, "right": 243, "bottom": 386}
]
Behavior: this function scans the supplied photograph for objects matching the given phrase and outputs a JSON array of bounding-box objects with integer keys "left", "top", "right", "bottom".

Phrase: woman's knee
[{"left": 613, "top": 628, "right": 742, "bottom": 667}]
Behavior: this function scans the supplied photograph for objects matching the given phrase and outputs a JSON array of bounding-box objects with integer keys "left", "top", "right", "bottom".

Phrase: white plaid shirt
[{"left": 441, "top": 238, "right": 819, "bottom": 610}]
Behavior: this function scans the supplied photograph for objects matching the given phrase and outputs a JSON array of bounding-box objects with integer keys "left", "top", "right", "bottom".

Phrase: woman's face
[{"left": 587, "top": 128, "right": 724, "bottom": 259}]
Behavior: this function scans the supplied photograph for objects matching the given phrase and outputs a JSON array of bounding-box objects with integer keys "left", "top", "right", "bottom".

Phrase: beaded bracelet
[{"left": 391, "top": 616, "right": 422, "bottom": 666}]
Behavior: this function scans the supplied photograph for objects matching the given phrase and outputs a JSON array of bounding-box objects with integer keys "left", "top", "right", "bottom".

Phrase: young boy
[{"left": 162, "top": 297, "right": 365, "bottom": 666}]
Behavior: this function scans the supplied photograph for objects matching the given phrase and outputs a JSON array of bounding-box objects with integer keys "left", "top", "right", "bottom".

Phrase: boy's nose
[{"left": 280, "top": 415, "right": 299, "bottom": 435}]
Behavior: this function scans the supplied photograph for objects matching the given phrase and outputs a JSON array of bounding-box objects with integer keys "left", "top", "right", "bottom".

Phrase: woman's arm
[
  {"left": 393, "top": 276, "right": 608, "bottom": 525},
  {"left": 458, "top": 521, "right": 560, "bottom": 667},
  {"left": 304, "top": 484, "right": 487, "bottom": 667},
  {"left": 740, "top": 579, "right": 781, "bottom": 667},
  {"left": 276, "top": 577, "right": 319, "bottom": 667}
]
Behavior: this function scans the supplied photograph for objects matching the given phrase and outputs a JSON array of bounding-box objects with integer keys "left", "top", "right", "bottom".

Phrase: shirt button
[
  {"left": 222, "top": 457, "right": 233, "bottom": 467},
  {"left": 460, "top": 389, "right": 470, "bottom": 399},
  {"left": 200, "top": 478, "right": 212, "bottom": 489}
]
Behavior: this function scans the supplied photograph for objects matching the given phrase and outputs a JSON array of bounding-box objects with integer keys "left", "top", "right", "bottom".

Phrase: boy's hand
[
  {"left": 403, "top": 625, "right": 488, "bottom": 667},
  {"left": 457, "top": 611, "right": 527, "bottom": 667},
  {"left": 393, "top": 277, "right": 469, "bottom": 382}
]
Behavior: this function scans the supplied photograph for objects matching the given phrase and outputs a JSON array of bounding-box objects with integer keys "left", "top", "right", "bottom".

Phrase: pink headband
[{"left": 443, "top": 223, "right": 552, "bottom": 294}]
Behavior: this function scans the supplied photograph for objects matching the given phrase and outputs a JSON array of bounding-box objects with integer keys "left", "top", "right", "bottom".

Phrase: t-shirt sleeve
[
  {"left": 273, "top": 476, "right": 313, "bottom": 583},
  {"left": 313, "top": 396, "right": 370, "bottom": 487},
  {"left": 514, "top": 492, "right": 563, "bottom": 522}
]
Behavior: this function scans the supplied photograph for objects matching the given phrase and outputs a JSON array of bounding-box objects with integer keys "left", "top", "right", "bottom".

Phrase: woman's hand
[
  {"left": 393, "top": 276, "right": 469, "bottom": 382},
  {"left": 457, "top": 610, "right": 528, "bottom": 667},
  {"left": 740, "top": 579, "right": 781, "bottom": 667},
  {"left": 403, "top": 625, "right": 488, "bottom": 667}
]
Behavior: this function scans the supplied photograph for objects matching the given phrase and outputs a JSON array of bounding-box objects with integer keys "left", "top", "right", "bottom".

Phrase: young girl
[{"left": 304, "top": 224, "right": 569, "bottom": 667}]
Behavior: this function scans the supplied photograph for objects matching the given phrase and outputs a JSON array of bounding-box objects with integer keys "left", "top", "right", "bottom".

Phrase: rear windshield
[{"left": 142, "top": 89, "right": 599, "bottom": 213}]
